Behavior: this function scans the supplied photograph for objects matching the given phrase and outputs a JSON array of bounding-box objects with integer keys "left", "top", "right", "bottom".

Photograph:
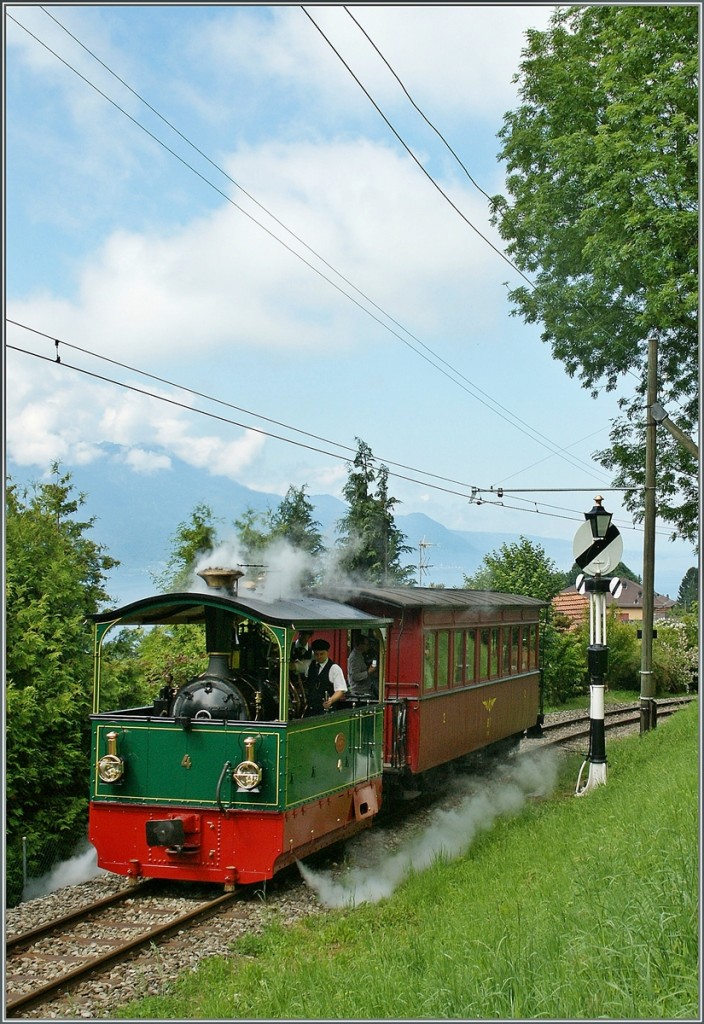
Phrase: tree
[
  {"left": 140, "top": 504, "right": 223, "bottom": 706},
  {"left": 492, "top": 5, "right": 698, "bottom": 540},
  {"left": 676, "top": 566, "right": 698, "bottom": 611},
  {"left": 5, "top": 466, "right": 118, "bottom": 904},
  {"left": 233, "top": 487, "right": 326, "bottom": 588},
  {"left": 652, "top": 620, "right": 698, "bottom": 694},
  {"left": 560, "top": 560, "right": 642, "bottom": 590},
  {"left": 232, "top": 506, "right": 274, "bottom": 565},
  {"left": 336, "top": 439, "right": 414, "bottom": 585},
  {"left": 464, "top": 536, "right": 564, "bottom": 601},
  {"left": 153, "top": 502, "right": 221, "bottom": 591},
  {"left": 270, "top": 486, "right": 325, "bottom": 559}
]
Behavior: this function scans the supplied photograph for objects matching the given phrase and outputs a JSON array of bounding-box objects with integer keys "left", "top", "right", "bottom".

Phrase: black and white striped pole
[{"left": 573, "top": 497, "right": 623, "bottom": 796}]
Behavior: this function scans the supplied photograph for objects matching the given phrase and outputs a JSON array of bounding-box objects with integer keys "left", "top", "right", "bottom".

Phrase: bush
[
  {"left": 652, "top": 619, "right": 698, "bottom": 694},
  {"left": 542, "top": 621, "right": 586, "bottom": 705}
]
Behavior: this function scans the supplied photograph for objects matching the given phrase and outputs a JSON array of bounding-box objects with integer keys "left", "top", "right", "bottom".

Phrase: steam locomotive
[{"left": 88, "top": 569, "right": 545, "bottom": 889}]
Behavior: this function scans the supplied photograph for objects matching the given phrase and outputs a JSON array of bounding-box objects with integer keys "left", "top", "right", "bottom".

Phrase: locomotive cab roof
[{"left": 90, "top": 590, "right": 392, "bottom": 631}]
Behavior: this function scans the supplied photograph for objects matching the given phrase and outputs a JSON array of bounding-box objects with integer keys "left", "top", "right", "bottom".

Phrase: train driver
[{"left": 306, "top": 639, "right": 348, "bottom": 713}]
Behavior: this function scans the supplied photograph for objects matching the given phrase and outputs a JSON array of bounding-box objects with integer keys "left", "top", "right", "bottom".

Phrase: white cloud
[
  {"left": 5, "top": 346, "right": 266, "bottom": 480},
  {"left": 10, "top": 135, "right": 505, "bottom": 373},
  {"left": 196, "top": 5, "right": 555, "bottom": 123},
  {"left": 121, "top": 448, "right": 172, "bottom": 473}
]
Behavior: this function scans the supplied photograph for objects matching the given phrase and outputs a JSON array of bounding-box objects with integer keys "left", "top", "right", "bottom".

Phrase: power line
[
  {"left": 6, "top": 319, "right": 479, "bottom": 493},
  {"left": 7, "top": 339, "right": 477, "bottom": 500},
  {"left": 301, "top": 5, "right": 534, "bottom": 290},
  {"left": 8, "top": 330, "right": 665, "bottom": 538},
  {"left": 323, "top": 6, "right": 647, "bottom": 395},
  {"left": 343, "top": 5, "right": 496, "bottom": 207},
  {"left": 10, "top": 9, "right": 608, "bottom": 481}
]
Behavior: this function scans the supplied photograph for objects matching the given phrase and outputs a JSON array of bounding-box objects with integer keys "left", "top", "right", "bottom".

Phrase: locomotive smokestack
[{"left": 197, "top": 567, "right": 245, "bottom": 595}]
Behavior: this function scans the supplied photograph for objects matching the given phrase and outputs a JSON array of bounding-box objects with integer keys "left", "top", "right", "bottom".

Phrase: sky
[{"left": 4, "top": 2, "right": 697, "bottom": 599}]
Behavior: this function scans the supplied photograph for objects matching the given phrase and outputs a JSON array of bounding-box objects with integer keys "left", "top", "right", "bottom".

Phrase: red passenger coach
[{"left": 323, "top": 587, "right": 546, "bottom": 778}]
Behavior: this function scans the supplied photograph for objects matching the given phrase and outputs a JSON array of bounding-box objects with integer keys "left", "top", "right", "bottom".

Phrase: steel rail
[
  {"left": 5, "top": 890, "right": 237, "bottom": 1017},
  {"left": 539, "top": 696, "right": 694, "bottom": 737},
  {"left": 539, "top": 697, "right": 693, "bottom": 749},
  {"left": 6, "top": 880, "right": 155, "bottom": 953}
]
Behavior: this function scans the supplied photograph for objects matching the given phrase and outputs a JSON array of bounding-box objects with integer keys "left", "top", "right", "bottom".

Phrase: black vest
[{"left": 306, "top": 658, "right": 335, "bottom": 714}]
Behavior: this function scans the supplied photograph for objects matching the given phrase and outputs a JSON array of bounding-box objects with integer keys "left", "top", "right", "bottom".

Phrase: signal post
[{"left": 572, "top": 498, "right": 623, "bottom": 796}]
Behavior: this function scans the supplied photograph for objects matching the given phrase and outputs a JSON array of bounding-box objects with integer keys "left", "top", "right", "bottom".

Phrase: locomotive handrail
[{"left": 216, "top": 760, "right": 233, "bottom": 812}]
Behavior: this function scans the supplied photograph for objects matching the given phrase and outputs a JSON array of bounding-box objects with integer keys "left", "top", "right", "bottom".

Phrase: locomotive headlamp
[
  {"left": 232, "top": 736, "right": 262, "bottom": 791},
  {"left": 97, "top": 731, "right": 125, "bottom": 783}
]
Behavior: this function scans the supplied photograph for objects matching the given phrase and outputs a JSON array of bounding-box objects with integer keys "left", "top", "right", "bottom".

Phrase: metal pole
[
  {"left": 640, "top": 336, "right": 658, "bottom": 733},
  {"left": 576, "top": 579, "right": 609, "bottom": 795}
]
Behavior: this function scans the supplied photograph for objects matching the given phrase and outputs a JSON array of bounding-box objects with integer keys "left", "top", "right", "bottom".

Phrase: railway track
[
  {"left": 5, "top": 881, "right": 238, "bottom": 1018},
  {"left": 6, "top": 696, "right": 694, "bottom": 1019},
  {"left": 533, "top": 695, "right": 694, "bottom": 749}
]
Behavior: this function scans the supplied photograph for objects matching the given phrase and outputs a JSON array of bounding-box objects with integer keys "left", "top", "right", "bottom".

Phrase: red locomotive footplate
[{"left": 89, "top": 778, "right": 381, "bottom": 886}]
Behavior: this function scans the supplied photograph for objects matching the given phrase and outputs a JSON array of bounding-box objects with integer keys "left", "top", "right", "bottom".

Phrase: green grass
[{"left": 118, "top": 702, "right": 699, "bottom": 1020}]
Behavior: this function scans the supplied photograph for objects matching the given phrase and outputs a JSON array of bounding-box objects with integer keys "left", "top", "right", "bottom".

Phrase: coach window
[
  {"left": 479, "top": 629, "right": 490, "bottom": 680},
  {"left": 510, "top": 626, "right": 520, "bottom": 674},
  {"left": 437, "top": 631, "right": 450, "bottom": 689},
  {"left": 466, "top": 630, "right": 476, "bottom": 682},
  {"left": 423, "top": 633, "right": 436, "bottom": 690},
  {"left": 530, "top": 624, "right": 540, "bottom": 669},
  {"left": 521, "top": 625, "right": 531, "bottom": 671},
  {"left": 489, "top": 627, "right": 500, "bottom": 677},
  {"left": 502, "top": 629, "right": 511, "bottom": 678},
  {"left": 453, "top": 631, "right": 465, "bottom": 684}
]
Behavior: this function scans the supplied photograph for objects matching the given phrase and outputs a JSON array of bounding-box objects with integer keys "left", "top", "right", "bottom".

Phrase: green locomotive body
[{"left": 88, "top": 577, "right": 389, "bottom": 886}]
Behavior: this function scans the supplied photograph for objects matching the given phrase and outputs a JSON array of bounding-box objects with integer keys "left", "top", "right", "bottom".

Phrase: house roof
[{"left": 553, "top": 580, "right": 675, "bottom": 616}]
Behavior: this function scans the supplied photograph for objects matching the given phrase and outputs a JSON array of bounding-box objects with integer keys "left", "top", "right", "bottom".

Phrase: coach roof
[{"left": 315, "top": 585, "right": 547, "bottom": 611}]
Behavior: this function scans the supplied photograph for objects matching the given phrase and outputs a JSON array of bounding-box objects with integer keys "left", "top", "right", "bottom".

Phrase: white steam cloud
[
  {"left": 298, "top": 749, "right": 559, "bottom": 907},
  {"left": 23, "top": 841, "right": 106, "bottom": 902},
  {"left": 185, "top": 535, "right": 369, "bottom": 603}
]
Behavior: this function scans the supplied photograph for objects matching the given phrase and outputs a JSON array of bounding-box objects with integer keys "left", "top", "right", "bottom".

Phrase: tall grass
[{"left": 119, "top": 702, "right": 699, "bottom": 1020}]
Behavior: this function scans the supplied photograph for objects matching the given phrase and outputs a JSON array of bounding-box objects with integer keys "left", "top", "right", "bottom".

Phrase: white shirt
[{"left": 316, "top": 659, "right": 347, "bottom": 692}]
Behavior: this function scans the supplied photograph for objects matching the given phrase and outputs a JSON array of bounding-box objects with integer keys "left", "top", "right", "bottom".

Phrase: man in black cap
[{"left": 305, "top": 638, "right": 348, "bottom": 714}]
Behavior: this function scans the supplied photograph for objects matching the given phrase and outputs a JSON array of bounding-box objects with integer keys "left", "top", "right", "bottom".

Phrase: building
[{"left": 553, "top": 579, "right": 675, "bottom": 625}]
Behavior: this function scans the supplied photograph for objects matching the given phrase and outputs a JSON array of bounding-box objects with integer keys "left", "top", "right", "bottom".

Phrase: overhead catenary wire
[
  {"left": 6, "top": 342, "right": 493, "bottom": 503},
  {"left": 327, "top": 5, "right": 645, "bottom": 391},
  {"left": 8, "top": 331, "right": 666, "bottom": 538},
  {"left": 14, "top": 6, "right": 612, "bottom": 482},
  {"left": 7, "top": 319, "right": 480, "bottom": 492},
  {"left": 300, "top": 5, "right": 534, "bottom": 290},
  {"left": 10, "top": 9, "right": 647, "bottom": 504},
  {"left": 342, "top": 5, "right": 497, "bottom": 208}
]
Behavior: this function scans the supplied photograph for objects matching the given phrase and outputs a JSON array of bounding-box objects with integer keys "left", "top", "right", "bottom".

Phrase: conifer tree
[
  {"left": 336, "top": 439, "right": 414, "bottom": 585},
  {"left": 5, "top": 465, "right": 117, "bottom": 904}
]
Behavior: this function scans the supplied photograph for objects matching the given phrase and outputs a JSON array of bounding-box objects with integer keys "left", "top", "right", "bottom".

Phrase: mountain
[{"left": 5, "top": 451, "right": 674, "bottom": 605}]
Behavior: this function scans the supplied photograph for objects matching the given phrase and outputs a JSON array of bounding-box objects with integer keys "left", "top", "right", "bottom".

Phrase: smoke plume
[
  {"left": 298, "top": 749, "right": 559, "bottom": 907},
  {"left": 23, "top": 841, "right": 105, "bottom": 902}
]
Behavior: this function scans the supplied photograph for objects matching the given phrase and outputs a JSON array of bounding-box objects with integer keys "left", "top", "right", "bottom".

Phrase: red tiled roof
[{"left": 552, "top": 580, "right": 675, "bottom": 622}]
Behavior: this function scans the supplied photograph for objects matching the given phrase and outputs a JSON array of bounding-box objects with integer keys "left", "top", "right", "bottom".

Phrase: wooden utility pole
[{"left": 640, "top": 336, "right": 658, "bottom": 733}]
